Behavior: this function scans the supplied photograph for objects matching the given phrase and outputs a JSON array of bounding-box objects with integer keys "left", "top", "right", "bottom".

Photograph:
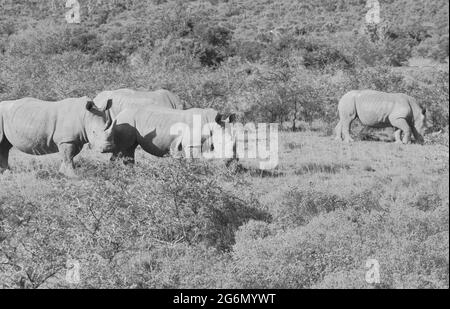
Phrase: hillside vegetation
[
  {"left": 1, "top": 132, "right": 448, "bottom": 288},
  {"left": 0, "top": 0, "right": 449, "bottom": 289},
  {"left": 0, "top": 0, "right": 448, "bottom": 130}
]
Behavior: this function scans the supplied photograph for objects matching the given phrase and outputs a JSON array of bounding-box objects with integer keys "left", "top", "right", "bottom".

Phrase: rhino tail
[{"left": 338, "top": 91, "right": 358, "bottom": 119}]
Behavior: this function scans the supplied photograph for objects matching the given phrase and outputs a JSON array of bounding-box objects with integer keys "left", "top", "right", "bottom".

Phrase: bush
[
  {"left": 64, "top": 28, "right": 102, "bottom": 55},
  {"left": 195, "top": 25, "right": 234, "bottom": 67},
  {"left": 0, "top": 20, "right": 16, "bottom": 37},
  {"left": 109, "top": 244, "right": 232, "bottom": 288},
  {"left": 402, "top": 70, "right": 449, "bottom": 131},
  {"left": 232, "top": 40, "right": 265, "bottom": 62},
  {"left": 301, "top": 42, "right": 354, "bottom": 70},
  {"left": 0, "top": 159, "right": 270, "bottom": 288},
  {"left": 274, "top": 189, "right": 383, "bottom": 230},
  {"left": 230, "top": 200, "right": 448, "bottom": 288},
  {"left": 95, "top": 42, "right": 127, "bottom": 64},
  {"left": 382, "top": 37, "right": 416, "bottom": 67},
  {"left": 348, "top": 66, "right": 405, "bottom": 92}
]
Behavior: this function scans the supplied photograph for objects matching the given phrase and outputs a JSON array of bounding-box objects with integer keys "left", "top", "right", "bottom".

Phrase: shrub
[
  {"left": 275, "top": 190, "right": 347, "bottom": 228},
  {"left": 230, "top": 200, "right": 448, "bottom": 289},
  {"left": 232, "top": 40, "right": 265, "bottom": 62},
  {"left": 289, "top": 37, "right": 354, "bottom": 70},
  {"left": 0, "top": 158, "right": 271, "bottom": 288},
  {"left": 195, "top": 25, "right": 234, "bottom": 67},
  {"left": 0, "top": 20, "right": 16, "bottom": 37},
  {"left": 274, "top": 188, "right": 382, "bottom": 230},
  {"left": 347, "top": 66, "right": 405, "bottom": 92},
  {"left": 402, "top": 70, "right": 449, "bottom": 131},
  {"left": 64, "top": 28, "right": 102, "bottom": 55},
  {"left": 109, "top": 244, "right": 232, "bottom": 289},
  {"left": 95, "top": 42, "right": 127, "bottom": 64}
]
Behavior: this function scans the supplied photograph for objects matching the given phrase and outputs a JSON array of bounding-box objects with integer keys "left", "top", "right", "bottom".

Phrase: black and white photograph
[{"left": 0, "top": 0, "right": 448, "bottom": 292}]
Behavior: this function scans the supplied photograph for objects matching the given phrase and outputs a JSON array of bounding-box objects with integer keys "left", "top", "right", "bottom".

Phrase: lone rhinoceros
[
  {"left": 110, "top": 107, "right": 236, "bottom": 164},
  {"left": 335, "top": 90, "right": 427, "bottom": 144},
  {"left": 0, "top": 97, "right": 116, "bottom": 177},
  {"left": 93, "top": 88, "right": 182, "bottom": 118}
]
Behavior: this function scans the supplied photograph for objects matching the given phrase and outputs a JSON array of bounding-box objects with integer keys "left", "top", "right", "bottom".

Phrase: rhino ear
[
  {"left": 228, "top": 113, "right": 237, "bottom": 123},
  {"left": 86, "top": 101, "right": 95, "bottom": 111},
  {"left": 104, "top": 99, "right": 113, "bottom": 111},
  {"left": 215, "top": 113, "right": 223, "bottom": 125}
]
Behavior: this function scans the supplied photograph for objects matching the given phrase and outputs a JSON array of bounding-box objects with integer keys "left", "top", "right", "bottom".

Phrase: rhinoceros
[
  {"left": 93, "top": 88, "right": 182, "bottom": 118},
  {"left": 94, "top": 88, "right": 182, "bottom": 161},
  {"left": 335, "top": 90, "right": 427, "bottom": 144},
  {"left": 110, "top": 107, "right": 236, "bottom": 164},
  {"left": 0, "top": 97, "right": 116, "bottom": 177}
]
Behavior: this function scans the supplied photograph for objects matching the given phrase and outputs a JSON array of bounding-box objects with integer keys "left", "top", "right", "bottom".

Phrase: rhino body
[
  {"left": 94, "top": 88, "right": 182, "bottom": 161},
  {"left": 111, "top": 107, "right": 236, "bottom": 164},
  {"left": 93, "top": 88, "right": 182, "bottom": 118},
  {"left": 0, "top": 97, "right": 115, "bottom": 177},
  {"left": 335, "top": 90, "right": 427, "bottom": 144}
]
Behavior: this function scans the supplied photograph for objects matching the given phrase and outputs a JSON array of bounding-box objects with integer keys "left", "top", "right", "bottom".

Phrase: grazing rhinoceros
[
  {"left": 94, "top": 88, "right": 182, "bottom": 161},
  {"left": 110, "top": 107, "right": 236, "bottom": 164},
  {"left": 93, "top": 88, "right": 182, "bottom": 118},
  {"left": 0, "top": 97, "right": 116, "bottom": 178},
  {"left": 335, "top": 90, "right": 427, "bottom": 144}
]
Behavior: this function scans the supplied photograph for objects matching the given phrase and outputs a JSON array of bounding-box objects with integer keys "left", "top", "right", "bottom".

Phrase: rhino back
[
  {"left": 137, "top": 109, "right": 192, "bottom": 155},
  {"left": 156, "top": 89, "right": 182, "bottom": 109},
  {"left": 354, "top": 90, "right": 410, "bottom": 127},
  {"left": 94, "top": 89, "right": 179, "bottom": 118},
  {"left": 116, "top": 107, "right": 216, "bottom": 156},
  {"left": 1, "top": 98, "right": 86, "bottom": 155}
]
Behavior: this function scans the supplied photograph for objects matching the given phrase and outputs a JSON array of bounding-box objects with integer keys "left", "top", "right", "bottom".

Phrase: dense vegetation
[
  {"left": 1, "top": 132, "right": 448, "bottom": 288},
  {"left": 0, "top": 0, "right": 449, "bottom": 289},
  {"left": 0, "top": 0, "right": 448, "bottom": 129}
]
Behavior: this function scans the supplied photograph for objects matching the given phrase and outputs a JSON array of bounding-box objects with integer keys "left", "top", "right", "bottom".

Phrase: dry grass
[{"left": 1, "top": 131, "right": 448, "bottom": 288}]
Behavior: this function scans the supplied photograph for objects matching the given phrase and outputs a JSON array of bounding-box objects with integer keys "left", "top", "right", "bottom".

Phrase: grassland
[
  {"left": 1, "top": 131, "right": 448, "bottom": 288},
  {"left": 0, "top": 0, "right": 448, "bottom": 289}
]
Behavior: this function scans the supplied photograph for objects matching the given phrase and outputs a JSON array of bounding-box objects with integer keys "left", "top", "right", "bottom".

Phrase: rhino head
[
  {"left": 85, "top": 99, "right": 116, "bottom": 153},
  {"left": 203, "top": 113, "right": 237, "bottom": 158}
]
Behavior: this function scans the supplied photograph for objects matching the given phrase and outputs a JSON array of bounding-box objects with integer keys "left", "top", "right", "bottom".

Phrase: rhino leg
[
  {"left": 341, "top": 117, "right": 355, "bottom": 143},
  {"left": 394, "top": 129, "right": 403, "bottom": 143},
  {"left": 58, "top": 143, "right": 82, "bottom": 178},
  {"left": 169, "top": 135, "right": 184, "bottom": 158},
  {"left": 391, "top": 119, "right": 411, "bottom": 144},
  {"left": 111, "top": 146, "right": 137, "bottom": 165},
  {"left": 334, "top": 121, "right": 343, "bottom": 141},
  {"left": 110, "top": 152, "right": 119, "bottom": 162},
  {"left": 0, "top": 140, "right": 12, "bottom": 172},
  {"left": 120, "top": 146, "right": 137, "bottom": 165}
]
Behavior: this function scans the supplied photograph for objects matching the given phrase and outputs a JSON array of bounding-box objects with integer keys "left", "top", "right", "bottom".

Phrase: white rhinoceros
[
  {"left": 335, "top": 90, "right": 427, "bottom": 144},
  {"left": 94, "top": 88, "right": 183, "bottom": 161},
  {"left": 110, "top": 107, "right": 236, "bottom": 164},
  {"left": 93, "top": 88, "right": 182, "bottom": 118},
  {"left": 0, "top": 97, "right": 115, "bottom": 177}
]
